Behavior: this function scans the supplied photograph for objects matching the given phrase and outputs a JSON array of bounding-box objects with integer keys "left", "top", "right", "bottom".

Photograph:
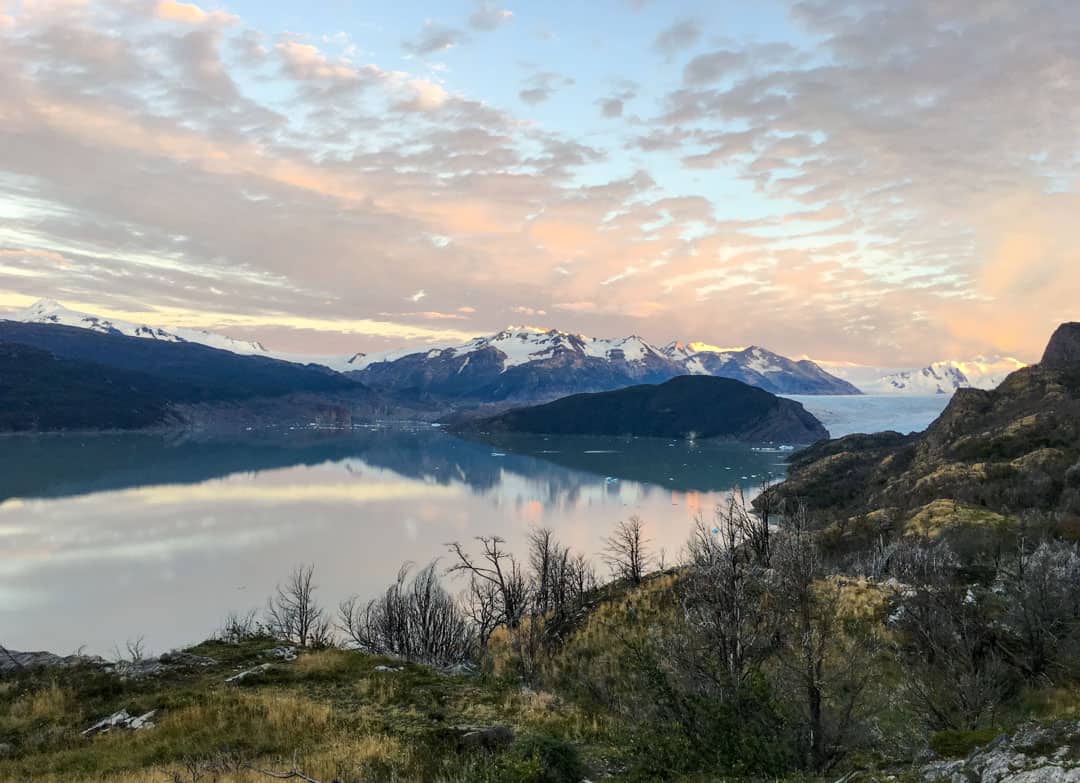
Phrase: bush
[
  {"left": 511, "top": 735, "right": 585, "bottom": 783},
  {"left": 929, "top": 727, "right": 1001, "bottom": 758}
]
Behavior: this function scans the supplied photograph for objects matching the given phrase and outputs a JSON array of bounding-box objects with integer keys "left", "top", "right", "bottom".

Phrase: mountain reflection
[{"left": 0, "top": 427, "right": 786, "bottom": 505}]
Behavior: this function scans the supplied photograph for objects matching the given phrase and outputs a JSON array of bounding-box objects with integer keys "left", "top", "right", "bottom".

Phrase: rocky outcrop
[
  {"left": 758, "top": 323, "right": 1080, "bottom": 525},
  {"left": 922, "top": 721, "right": 1080, "bottom": 783},
  {"left": 0, "top": 649, "right": 106, "bottom": 675},
  {"left": 0, "top": 648, "right": 217, "bottom": 679},
  {"left": 82, "top": 709, "right": 157, "bottom": 737},
  {"left": 1043, "top": 323, "right": 1080, "bottom": 367}
]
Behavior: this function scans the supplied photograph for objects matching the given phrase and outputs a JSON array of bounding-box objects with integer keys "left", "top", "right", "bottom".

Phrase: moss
[
  {"left": 929, "top": 727, "right": 1001, "bottom": 759},
  {"left": 903, "top": 500, "right": 1014, "bottom": 539}
]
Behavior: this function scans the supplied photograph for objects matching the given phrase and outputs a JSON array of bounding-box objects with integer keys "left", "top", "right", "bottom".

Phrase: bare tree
[
  {"left": 339, "top": 562, "right": 474, "bottom": 665},
  {"left": 528, "top": 527, "right": 592, "bottom": 616},
  {"left": 447, "top": 536, "right": 529, "bottom": 634},
  {"left": 265, "top": 564, "right": 331, "bottom": 648},
  {"left": 1001, "top": 538, "right": 1080, "bottom": 681},
  {"left": 674, "top": 506, "right": 777, "bottom": 696},
  {"left": 604, "top": 517, "right": 650, "bottom": 586},
  {"left": 218, "top": 609, "right": 264, "bottom": 643},
  {"left": 771, "top": 506, "right": 874, "bottom": 772}
]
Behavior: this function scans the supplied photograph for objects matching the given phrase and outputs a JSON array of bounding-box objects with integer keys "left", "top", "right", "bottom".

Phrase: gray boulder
[
  {"left": 82, "top": 709, "right": 157, "bottom": 737},
  {"left": 922, "top": 722, "right": 1080, "bottom": 783}
]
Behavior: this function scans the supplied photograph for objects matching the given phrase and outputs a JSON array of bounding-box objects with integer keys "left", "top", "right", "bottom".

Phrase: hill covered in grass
[{"left": 457, "top": 375, "right": 829, "bottom": 443}]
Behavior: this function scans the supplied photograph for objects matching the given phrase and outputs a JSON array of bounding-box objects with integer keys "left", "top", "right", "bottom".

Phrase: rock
[
  {"left": 373, "top": 664, "right": 404, "bottom": 673},
  {"left": 442, "top": 662, "right": 478, "bottom": 677},
  {"left": 0, "top": 649, "right": 106, "bottom": 676},
  {"left": 262, "top": 646, "right": 298, "bottom": 661},
  {"left": 81, "top": 709, "right": 157, "bottom": 737},
  {"left": 922, "top": 721, "right": 1080, "bottom": 783},
  {"left": 453, "top": 725, "right": 515, "bottom": 751},
  {"left": 1042, "top": 323, "right": 1080, "bottom": 367},
  {"left": 225, "top": 663, "right": 273, "bottom": 683},
  {"left": 0, "top": 742, "right": 14, "bottom": 757},
  {"left": 107, "top": 651, "right": 218, "bottom": 680}
]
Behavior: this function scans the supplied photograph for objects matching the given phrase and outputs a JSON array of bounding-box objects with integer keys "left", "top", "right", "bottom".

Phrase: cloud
[
  {"left": 404, "top": 21, "right": 467, "bottom": 55},
  {"left": 682, "top": 50, "right": 745, "bottom": 85},
  {"left": 154, "top": 1, "right": 235, "bottom": 26},
  {"left": 469, "top": 2, "right": 513, "bottom": 31},
  {"left": 652, "top": 18, "right": 701, "bottom": 58},
  {"left": 519, "top": 71, "right": 574, "bottom": 105},
  {"left": 2, "top": 0, "right": 1079, "bottom": 364}
]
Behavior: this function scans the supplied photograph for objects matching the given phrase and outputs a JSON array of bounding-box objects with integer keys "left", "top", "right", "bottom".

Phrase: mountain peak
[{"left": 1041, "top": 322, "right": 1080, "bottom": 366}]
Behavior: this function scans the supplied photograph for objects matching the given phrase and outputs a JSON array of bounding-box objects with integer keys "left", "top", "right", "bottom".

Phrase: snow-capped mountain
[
  {"left": 661, "top": 342, "right": 862, "bottom": 395},
  {"left": 351, "top": 326, "right": 859, "bottom": 401},
  {"left": 4, "top": 301, "right": 859, "bottom": 401},
  {"left": 823, "top": 357, "right": 1028, "bottom": 395},
  {"left": 7, "top": 299, "right": 365, "bottom": 372}
]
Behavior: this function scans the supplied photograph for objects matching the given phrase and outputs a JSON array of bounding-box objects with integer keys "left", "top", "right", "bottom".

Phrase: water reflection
[{"left": 0, "top": 428, "right": 784, "bottom": 655}]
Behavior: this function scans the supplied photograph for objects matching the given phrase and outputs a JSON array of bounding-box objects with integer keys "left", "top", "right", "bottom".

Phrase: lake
[{"left": 0, "top": 395, "right": 950, "bottom": 655}]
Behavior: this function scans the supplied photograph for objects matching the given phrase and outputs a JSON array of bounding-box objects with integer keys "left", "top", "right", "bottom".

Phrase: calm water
[
  {"left": 0, "top": 395, "right": 948, "bottom": 655},
  {"left": 0, "top": 428, "right": 787, "bottom": 655}
]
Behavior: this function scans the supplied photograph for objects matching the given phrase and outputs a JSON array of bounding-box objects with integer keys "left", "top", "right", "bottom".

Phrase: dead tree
[
  {"left": 447, "top": 536, "right": 529, "bottom": 633},
  {"left": 265, "top": 564, "right": 331, "bottom": 648},
  {"left": 604, "top": 517, "right": 650, "bottom": 586},
  {"left": 338, "top": 561, "right": 474, "bottom": 665}
]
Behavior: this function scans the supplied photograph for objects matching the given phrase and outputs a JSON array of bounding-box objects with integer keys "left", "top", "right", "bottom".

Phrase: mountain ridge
[{"left": 6, "top": 300, "right": 860, "bottom": 399}]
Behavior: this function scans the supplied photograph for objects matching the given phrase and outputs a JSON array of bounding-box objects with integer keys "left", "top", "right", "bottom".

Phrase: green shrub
[
  {"left": 929, "top": 727, "right": 1001, "bottom": 758},
  {"left": 510, "top": 735, "right": 585, "bottom": 783}
]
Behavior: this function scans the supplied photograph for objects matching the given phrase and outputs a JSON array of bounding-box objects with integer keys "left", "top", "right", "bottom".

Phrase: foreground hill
[
  {"left": 457, "top": 375, "right": 829, "bottom": 443},
  {"left": 0, "top": 323, "right": 383, "bottom": 432},
  {"left": 758, "top": 322, "right": 1080, "bottom": 528}
]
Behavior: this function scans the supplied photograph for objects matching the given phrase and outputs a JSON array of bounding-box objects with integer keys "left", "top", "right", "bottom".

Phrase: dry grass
[{"left": 3, "top": 681, "right": 70, "bottom": 728}]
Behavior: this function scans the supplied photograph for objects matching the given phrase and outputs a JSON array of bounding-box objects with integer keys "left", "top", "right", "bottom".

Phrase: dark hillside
[{"left": 458, "top": 375, "right": 828, "bottom": 443}]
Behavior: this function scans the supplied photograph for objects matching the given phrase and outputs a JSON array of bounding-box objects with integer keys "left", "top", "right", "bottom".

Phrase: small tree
[
  {"left": 265, "top": 564, "right": 331, "bottom": 648},
  {"left": 447, "top": 536, "right": 529, "bottom": 634},
  {"left": 338, "top": 562, "right": 474, "bottom": 665},
  {"left": 1001, "top": 538, "right": 1080, "bottom": 680},
  {"left": 604, "top": 517, "right": 650, "bottom": 586}
]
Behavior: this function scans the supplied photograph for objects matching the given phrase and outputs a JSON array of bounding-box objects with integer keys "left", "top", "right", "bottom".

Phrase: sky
[{"left": 0, "top": 0, "right": 1078, "bottom": 365}]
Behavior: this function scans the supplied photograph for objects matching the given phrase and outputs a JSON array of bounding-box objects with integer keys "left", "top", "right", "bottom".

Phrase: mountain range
[
  {"left": 10, "top": 299, "right": 367, "bottom": 373},
  {"left": 821, "top": 356, "right": 1027, "bottom": 395},
  {"left": 7, "top": 300, "right": 860, "bottom": 399},
  {"left": 5, "top": 299, "right": 1028, "bottom": 401}
]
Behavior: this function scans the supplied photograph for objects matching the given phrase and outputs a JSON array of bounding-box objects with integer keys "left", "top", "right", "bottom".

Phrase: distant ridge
[{"left": 4, "top": 299, "right": 860, "bottom": 399}]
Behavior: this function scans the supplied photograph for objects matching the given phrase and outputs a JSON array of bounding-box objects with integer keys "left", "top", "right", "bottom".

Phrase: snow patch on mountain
[
  {"left": 7, "top": 299, "right": 365, "bottom": 372},
  {"left": 821, "top": 356, "right": 1028, "bottom": 395}
]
